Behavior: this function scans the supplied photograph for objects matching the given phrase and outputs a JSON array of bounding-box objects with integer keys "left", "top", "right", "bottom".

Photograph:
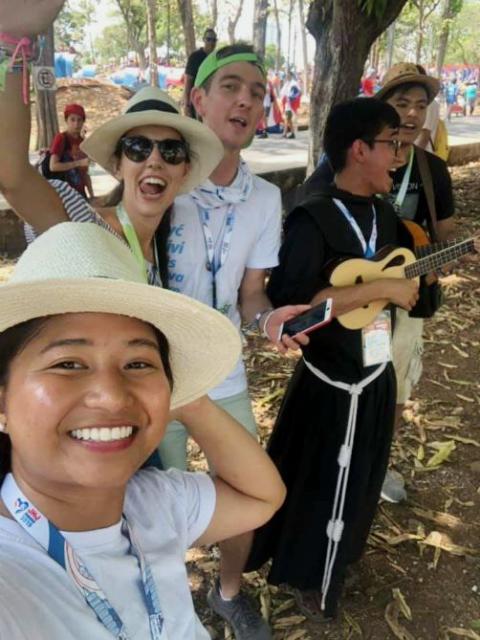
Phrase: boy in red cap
[{"left": 48, "top": 103, "right": 93, "bottom": 199}]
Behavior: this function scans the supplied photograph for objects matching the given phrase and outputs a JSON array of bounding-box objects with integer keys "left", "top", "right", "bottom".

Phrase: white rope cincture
[{"left": 302, "top": 358, "right": 387, "bottom": 611}]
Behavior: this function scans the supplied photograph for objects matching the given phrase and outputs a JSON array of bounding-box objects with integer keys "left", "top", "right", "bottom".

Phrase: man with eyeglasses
[
  {"left": 245, "top": 98, "right": 420, "bottom": 621},
  {"left": 294, "top": 63, "right": 456, "bottom": 504},
  {"left": 183, "top": 28, "right": 217, "bottom": 118}
]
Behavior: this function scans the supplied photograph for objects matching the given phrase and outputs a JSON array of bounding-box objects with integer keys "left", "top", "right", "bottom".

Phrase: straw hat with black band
[
  {"left": 376, "top": 63, "right": 440, "bottom": 104},
  {"left": 81, "top": 87, "right": 224, "bottom": 195},
  {"left": 0, "top": 222, "right": 241, "bottom": 410}
]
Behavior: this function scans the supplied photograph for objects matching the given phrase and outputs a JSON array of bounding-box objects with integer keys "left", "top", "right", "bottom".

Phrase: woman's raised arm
[
  {"left": 0, "top": 1, "right": 69, "bottom": 231},
  {"left": 172, "top": 396, "right": 286, "bottom": 547}
]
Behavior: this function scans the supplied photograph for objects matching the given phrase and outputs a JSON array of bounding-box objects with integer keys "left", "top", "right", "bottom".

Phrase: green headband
[{"left": 194, "top": 52, "right": 266, "bottom": 88}]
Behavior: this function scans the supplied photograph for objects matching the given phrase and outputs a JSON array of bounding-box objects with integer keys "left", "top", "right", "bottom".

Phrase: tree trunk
[
  {"left": 227, "top": 0, "right": 245, "bottom": 44},
  {"left": 177, "top": 0, "right": 196, "bottom": 57},
  {"left": 436, "top": 0, "right": 462, "bottom": 77},
  {"left": 298, "top": 0, "right": 309, "bottom": 92},
  {"left": 306, "top": 0, "right": 408, "bottom": 173},
  {"left": 35, "top": 25, "right": 59, "bottom": 150},
  {"left": 252, "top": 0, "right": 269, "bottom": 59},
  {"left": 146, "top": 0, "right": 158, "bottom": 86},
  {"left": 286, "top": 0, "right": 294, "bottom": 69},
  {"left": 272, "top": 0, "right": 282, "bottom": 71},
  {"left": 416, "top": 8, "right": 425, "bottom": 63},
  {"left": 386, "top": 21, "right": 396, "bottom": 68},
  {"left": 211, "top": 0, "right": 218, "bottom": 30}
]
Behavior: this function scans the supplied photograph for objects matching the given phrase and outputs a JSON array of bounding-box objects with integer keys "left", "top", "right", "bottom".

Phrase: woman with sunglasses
[
  {"left": 0, "top": 221, "right": 286, "bottom": 639},
  {"left": 0, "top": 0, "right": 223, "bottom": 289}
]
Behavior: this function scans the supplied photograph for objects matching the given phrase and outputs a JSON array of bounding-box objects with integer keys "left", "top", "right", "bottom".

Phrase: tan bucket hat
[
  {"left": 81, "top": 87, "right": 224, "bottom": 194},
  {"left": 0, "top": 223, "right": 240, "bottom": 409},
  {"left": 376, "top": 63, "right": 440, "bottom": 104}
]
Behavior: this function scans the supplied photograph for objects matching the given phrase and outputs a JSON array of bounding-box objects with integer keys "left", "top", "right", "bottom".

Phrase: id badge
[{"left": 361, "top": 310, "right": 392, "bottom": 367}]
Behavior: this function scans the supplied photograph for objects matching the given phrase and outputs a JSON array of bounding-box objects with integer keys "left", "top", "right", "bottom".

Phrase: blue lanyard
[
  {"left": 197, "top": 205, "right": 235, "bottom": 309},
  {"left": 333, "top": 198, "right": 378, "bottom": 259},
  {"left": 1, "top": 473, "right": 166, "bottom": 640}
]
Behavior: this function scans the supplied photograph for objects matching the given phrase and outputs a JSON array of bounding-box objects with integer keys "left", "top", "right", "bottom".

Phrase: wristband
[
  {"left": 260, "top": 309, "right": 276, "bottom": 341},
  {"left": 0, "top": 34, "right": 35, "bottom": 104}
]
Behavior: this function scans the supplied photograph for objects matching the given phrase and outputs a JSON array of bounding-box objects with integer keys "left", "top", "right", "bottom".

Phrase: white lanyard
[
  {"left": 197, "top": 205, "right": 235, "bottom": 309},
  {"left": 116, "top": 204, "right": 159, "bottom": 285},
  {"left": 333, "top": 198, "right": 377, "bottom": 259},
  {"left": 1, "top": 473, "right": 167, "bottom": 640},
  {"left": 393, "top": 147, "right": 414, "bottom": 212}
]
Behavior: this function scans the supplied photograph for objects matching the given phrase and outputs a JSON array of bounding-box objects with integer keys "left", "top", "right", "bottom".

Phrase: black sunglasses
[{"left": 120, "top": 135, "right": 190, "bottom": 165}]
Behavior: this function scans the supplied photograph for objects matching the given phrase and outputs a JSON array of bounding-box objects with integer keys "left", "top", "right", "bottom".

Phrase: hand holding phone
[{"left": 281, "top": 299, "right": 333, "bottom": 339}]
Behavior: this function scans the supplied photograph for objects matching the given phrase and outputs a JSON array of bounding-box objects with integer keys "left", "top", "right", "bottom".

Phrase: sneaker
[
  {"left": 380, "top": 469, "right": 407, "bottom": 503},
  {"left": 286, "top": 132, "right": 296, "bottom": 139},
  {"left": 207, "top": 580, "right": 271, "bottom": 640}
]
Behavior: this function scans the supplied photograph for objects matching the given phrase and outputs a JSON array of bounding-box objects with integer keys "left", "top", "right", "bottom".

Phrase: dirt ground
[
  {"left": 0, "top": 162, "right": 479, "bottom": 640},
  {"left": 185, "top": 162, "right": 480, "bottom": 640}
]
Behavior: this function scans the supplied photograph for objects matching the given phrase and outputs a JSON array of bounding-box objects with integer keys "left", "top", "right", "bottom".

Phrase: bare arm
[
  {"left": 239, "top": 267, "right": 310, "bottom": 352},
  {"left": 0, "top": 3, "right": 68, "bottom": 231},
  {"left": 171, "top": 396, "right": 286, "bottom": 546},
  {"left": 183, "top": 74, "right": 194, "bottom": 116},
  {"left": 49, "top": 154, "right": 89, "bottom": 173},
  {"left": 311, "top": 278, "right": 420, "bottom": 315}
]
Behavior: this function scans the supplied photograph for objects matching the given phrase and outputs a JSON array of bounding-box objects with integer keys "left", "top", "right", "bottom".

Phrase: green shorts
[{"left": 158, "top": 388, "right": 258, "bottom": 471}]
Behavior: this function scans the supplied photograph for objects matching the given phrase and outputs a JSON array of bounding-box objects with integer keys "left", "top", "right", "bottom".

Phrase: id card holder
[{"left": 361, "top": 310, "right": 392, "bottom": 367}]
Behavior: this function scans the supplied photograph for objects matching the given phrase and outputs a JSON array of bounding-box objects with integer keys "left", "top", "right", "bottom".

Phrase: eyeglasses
[
  {"left": 365, "top": 139, "right": 410, "bottom": 157},
  {"left": 119, "top": 136, "right": 190, "bottom": 165}
]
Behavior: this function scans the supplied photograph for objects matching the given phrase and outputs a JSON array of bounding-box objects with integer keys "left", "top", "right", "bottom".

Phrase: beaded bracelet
[{"left": 0, "top": 34, "right": 37, "bottom": 104}]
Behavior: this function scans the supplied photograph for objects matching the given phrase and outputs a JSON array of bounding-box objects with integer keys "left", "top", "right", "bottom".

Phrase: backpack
[
  {"left": 38, "top": 133, "right": 71, "bottom": 181},
  {"left": 431, "top": 120, "right": 449, "bottom": 162}
]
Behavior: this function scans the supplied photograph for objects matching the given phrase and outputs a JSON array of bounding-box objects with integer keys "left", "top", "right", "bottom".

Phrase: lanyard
[
  {"left": 116, "top": 204, "right": 159, "bottom": 285},
  {"left": 333, "top": 198, "right": 377, "bottom": 259},
  {"left": 197, "top": 205, "right": 235, "bottom": 309},
  {"left": 393, "top": 147, "right": 414, "bottom": 212},
  {"left": 1, "top": 473, "right": 166, "bottom": 640}
]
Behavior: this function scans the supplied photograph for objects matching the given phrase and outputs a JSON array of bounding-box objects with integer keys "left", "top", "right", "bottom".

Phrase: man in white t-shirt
[{"left": 159, "top": 44, "right": 308, "bottom": 640}]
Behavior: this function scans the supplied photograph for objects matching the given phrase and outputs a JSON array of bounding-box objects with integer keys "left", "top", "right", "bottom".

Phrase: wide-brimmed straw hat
[
  {"left": 81, "top": 87, "right": 224, "bottom": 194},
  {"left": 376, "top": 63, "right": 440, "bottom": 104},
  {"left": 0, "top": 223, "right": 240, "bottom": 409}
]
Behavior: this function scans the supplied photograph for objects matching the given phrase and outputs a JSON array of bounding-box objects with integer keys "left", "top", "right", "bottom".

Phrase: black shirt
[
  {"left": 301, "top": 147, "right": 454, "bottom": 227},
  {"left": 185, "top": 48, "right": 208, "bottom": 82},
  {"left": 267, "top": 186, "right": 408, "bottom": 381}
]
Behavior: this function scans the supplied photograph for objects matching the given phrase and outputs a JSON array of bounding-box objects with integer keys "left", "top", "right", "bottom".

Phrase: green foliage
[
  {"left": 264, "top": 44, "right": 285, "bottom": 70},
  {"left": 445, "top": 0, "right": 480, "bottom": 63},
  {"left": 55, "top": 0, "right": 96, "bottom": 49},
  {"left": 94, "top": 23, "right": 129, "bottom": 63}
]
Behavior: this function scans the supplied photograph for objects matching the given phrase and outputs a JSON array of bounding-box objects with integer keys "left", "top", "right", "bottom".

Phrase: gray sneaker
[
  {"left": 381, "top": 469, "right": 407, "bottom": 503},
  {"left": 207, "top": 580, "right": 271, "bottom": 640}
]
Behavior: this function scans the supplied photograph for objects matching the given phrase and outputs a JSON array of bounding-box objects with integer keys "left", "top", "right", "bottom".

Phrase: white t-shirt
[
  {"left": 169, "top": 173, "right": 282, "bottom": 400},
  {"left": 0, "top": 468, "right": 215, "bottom": 639},
  {"left": 416, "top": 99, "right": 440, "bottom": 152}
]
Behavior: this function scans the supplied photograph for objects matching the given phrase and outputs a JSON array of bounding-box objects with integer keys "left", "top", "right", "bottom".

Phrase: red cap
[{"left": 64, "top": 104, "right": 86, "bottom": 121}]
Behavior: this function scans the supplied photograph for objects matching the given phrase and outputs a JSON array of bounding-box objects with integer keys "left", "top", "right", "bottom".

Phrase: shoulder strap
[{"left": 415, "top": 146, "right": 438, "bottom": 242}]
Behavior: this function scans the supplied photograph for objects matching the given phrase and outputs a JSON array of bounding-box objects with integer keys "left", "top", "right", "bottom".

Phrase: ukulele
[{"left": 330, "top": 232, "right": 476, "bottom": 330}]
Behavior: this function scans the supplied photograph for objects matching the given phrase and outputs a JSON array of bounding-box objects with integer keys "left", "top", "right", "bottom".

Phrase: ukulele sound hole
[{"left": 383, "top": 255, "right": 406, "bottom": 270}]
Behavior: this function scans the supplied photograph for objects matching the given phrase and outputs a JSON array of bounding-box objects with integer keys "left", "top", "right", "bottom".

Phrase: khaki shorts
[
  {"left": 392, "top": 308, "right": 424, "bottom": 405},
  {"left": 158, "top": 389, "right": 258, "bottom": 471}
]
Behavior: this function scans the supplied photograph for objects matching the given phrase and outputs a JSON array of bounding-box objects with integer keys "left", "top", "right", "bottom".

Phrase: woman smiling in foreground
[{"left": 0, "top": 222, "right": 285, "bottom": 639}]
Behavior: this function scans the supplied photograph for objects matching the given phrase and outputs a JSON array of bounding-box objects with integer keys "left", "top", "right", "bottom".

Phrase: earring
[{"left": 0, "top": 413, "right": 6, "bottom": 433}]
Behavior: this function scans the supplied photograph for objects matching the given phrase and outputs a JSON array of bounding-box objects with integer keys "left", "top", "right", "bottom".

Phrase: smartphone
[{"left": 281, "top": 299, "right": 333, "bottom": 339}]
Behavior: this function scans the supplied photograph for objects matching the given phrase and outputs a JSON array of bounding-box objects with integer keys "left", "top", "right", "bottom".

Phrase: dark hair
[
  {"left": 381, "top": 81, "right": 430, "bottom": 103},
  {"left": 323, "top": 98, "right": 400, "bottom": 173},
  {"left": 97, "top": 134, "right": 196, "bottom": 289},
  {"left": 0, "top": 316, "right": 173, "bottom": 484},
  {"left": 201, "top": 43, "right": 264, "bottom": 92}
]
